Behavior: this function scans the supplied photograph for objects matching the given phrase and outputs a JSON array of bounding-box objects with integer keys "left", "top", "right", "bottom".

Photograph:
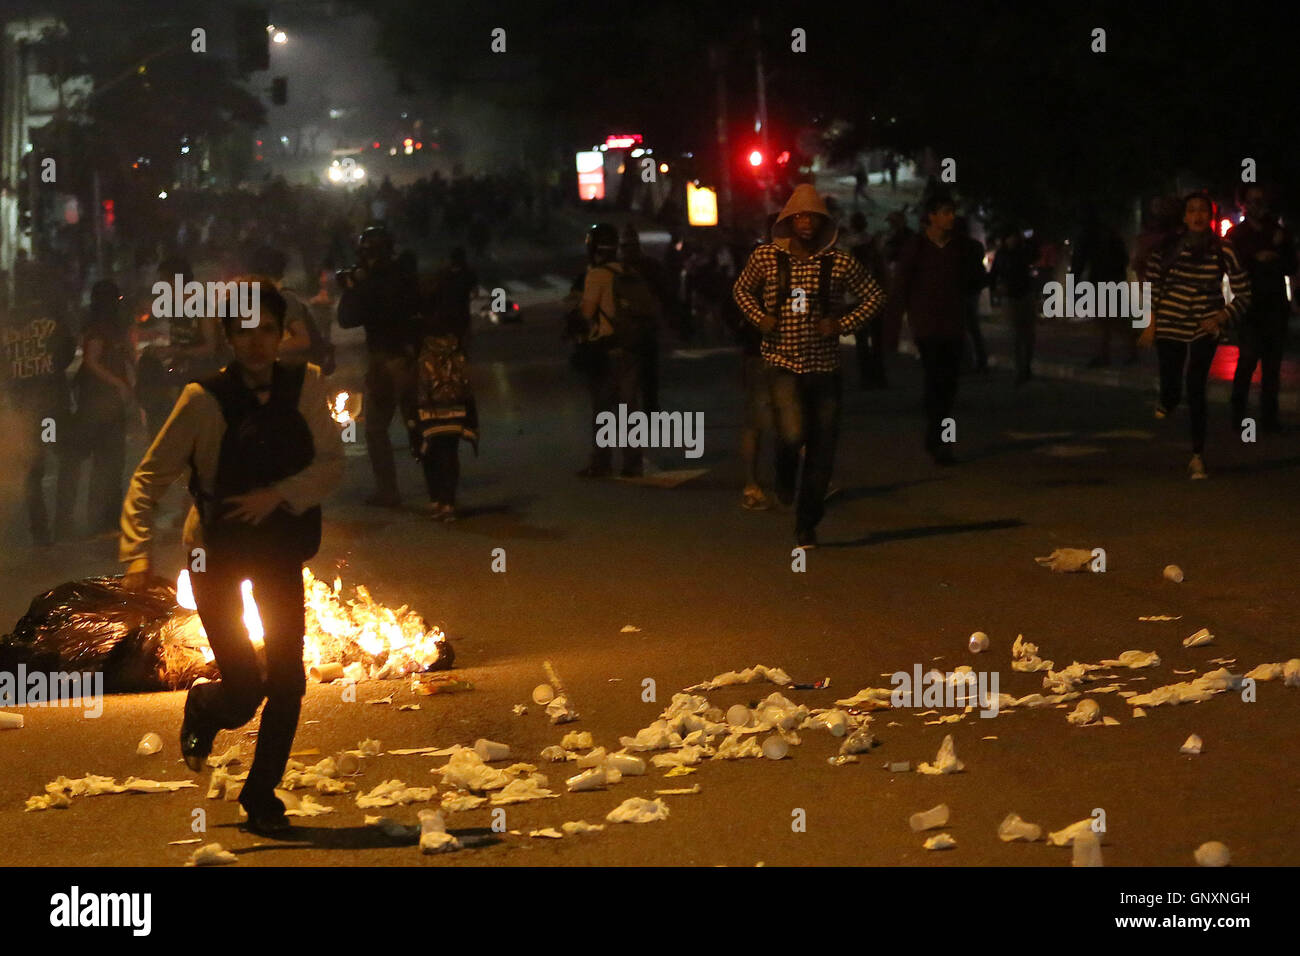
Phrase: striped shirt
[
  {"left": 1144, "top": 237, "right": 1251, "bottom": 342},
  {"left": 733, "top": 243, "right": 886, "bottom": 373}
]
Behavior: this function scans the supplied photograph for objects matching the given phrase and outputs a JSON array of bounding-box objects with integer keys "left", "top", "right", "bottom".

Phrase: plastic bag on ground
[
  {"left": 418, "top": 809, "right": 461, "bottom": 854},
  {"left": 1034, "top": 548, "right": 1094, "bottom": 572},
  {"left": 917, "top": 735, "right": 965, "bottom": 774},
  {"left": 1047, "top": 818, "right": 1098, "bottom": 846},
  {"left": 186, "top": 843, "right": 238, "bottom": 866},
  {"left": 684, "top": 665, "right": 792, "bottom": 692},
  {"left": 606, "top": 797, "right": 670, "bottom": 823},
  {"left": 490, "top": 778, "right": 559, "bottom": 805},
  {"left": 998, "top": 813, "right": 1042, "bottom": 842}
]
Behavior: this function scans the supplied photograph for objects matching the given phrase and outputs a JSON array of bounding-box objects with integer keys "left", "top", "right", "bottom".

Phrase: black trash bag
[{"left": 0, "top": 575, "right": 218, "bottom": 693}]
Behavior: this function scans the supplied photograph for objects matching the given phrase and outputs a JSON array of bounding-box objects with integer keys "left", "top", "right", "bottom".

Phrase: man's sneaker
[
  {"left": 180, "top": 703, "right": 217, "bottom": 773},
  {"left": 1188, "top": 454, "right": 1207, "bottom": 480}
]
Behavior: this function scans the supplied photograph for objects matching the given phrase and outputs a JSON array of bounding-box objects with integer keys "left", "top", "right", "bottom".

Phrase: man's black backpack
[{"left": 189, "top": 362, "right": 321, "bottom": 565}]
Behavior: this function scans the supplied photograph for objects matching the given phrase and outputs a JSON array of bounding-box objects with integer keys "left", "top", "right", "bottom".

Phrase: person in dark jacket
[
  {"left": 1227, "top": 185, "right": 1297, "bottom": 433},
  {"left": 954, "top": 216, "right": 989, "bottom": 373},
  {"left": 991, "top": 227, "right": 1039, "bottom": 385},
  {"left": 621, "top": 225, "right": 668, "bottom": 413},
  {"left": 887, "top": 193, "right": 973, "bottom": 464},
  {"left": 337, "top": 225, "right": 421, "bottom": 506},
  {"left": 1076, "top": 214, "right": 1136, "bottom": 367}
]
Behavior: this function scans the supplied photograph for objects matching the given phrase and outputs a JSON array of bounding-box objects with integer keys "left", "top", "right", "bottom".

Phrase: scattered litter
[
  {"left": 575, "top": 747, "right": 607, "bottom": 769},
  {"left": 923, "top": 833, "right": 956, "bottom": 850},
  {"left": 713, "top": 734, "right": 763, "bottom": 760},
  {"left": 490, "top": 778, "right": 559, "bottom": 805},
  {"left": 540, "top": 745, "right": 574, "bottom": 762},
  {"left": 726, "top": 704, "right": 753, "bottom": 727},
  {"left": 998, "top": 813, "right": 1042, "bottom": 842},
  {"left": 562, "top": 731, "right": 594, "bottom": 751},
  {"left": 441, "top": 792, "right": 487, "bottom": 812},
  {"left": 398, "top": 704, "right": 421, "bottom": 711},
  {"left": 604, "top": 753, "right": 646, "bottom": 775},
  {"left": 1172, "top": 669, "right": 1196, "bottom": 675},
  {"left": 1139, "top": 615, "right": 1182, "bottom": 622},
  {"left": 1208, "top": 658, "right": 1236, "bottom": 666},
  {"left": 886, "top": 761, "right": 911, "bottom": 773},
  {"left": 917, "top": 735, "right": 964, "bottom": 775},
  {"left": 285, "top": 793, "right": 335, "bottom": 817},
  {"left": 1163, "top": 564, "right": 1184, "bottom": 583},
  {"left": 368, "top": 694, "right": 395, "bottom": 706},
  {"left": 619, "top": 721, "right": 681, "bottom": 752},
  {"left": 1035, "top": 548, "right": 1095, "bottom": 573},
  {"left": 532, "top": 684, "right": 555, "bottom": 705},
  {"left": 24, "top": 793, "right": 71, "bottom": 811},
  {"left": 562, "top": 820, "right": 605, "bottom": 835},
  {"left": 909, "top": 803, "right": 950, "bottom": 832},
  {"left": 1067, "top": 699, "right": 1100, "bottom": 727},
  {"left": 135, "top": 732, "right": 163, "bottom": 756},
  {"left": 1180, "top": 734, "right": 1203, "bottom": 755},
  {"left": 1183, "top": 628, "right": 1215, "bottom": 648},
  {"left": 834, "top": 687, "right": 894, "bottom": 710},
  {"left": 761, "top": 735, "right": 788, "bottom": 760},
  {"left": 358, "top": 739, "right": 382, "bottom": 756},
  {"left": 1073, "top": 830, "right": 1104, "bottom": 866},
  {"left": 413, "top": 676, "right": 474, "bottom": 695},
  {"left": 566, "top": 767, "right": 609, "bottom": 792},
  {"left": 543, "top": 661, "right": 579, "bottom": 723},
  {"left": 1047, "top": 819, "right": 1097, "bottom": 847},
  {"left": 982, "top": 736, "right": 998, "bottom": 740},
  {"left": 655, "top": 785, "right": 701, "bottom": 795},
  {"left": 1127, "top": 669, "right": 1238, "bottom": 708},
  {"left": 1195, "top": 841, "right": 1230, "bottom": 867},
  {"left": 207, "top": 745, "right": 242, "bottom": 769},
  {"left": 1132, "top": 708, "right": 1147, "bottom": 717},
  {"left": 620, "top": 625, "right": 641, "bottom": 633},
  {"left": 343, "top": 662, "right": 367, "bottom": 684},
  {"left": 807, "top": 710, "right": 851, "bottom": 737},
  {"left": 839, "top": 728, "right": 878, "bottom": 755},
  {"left": 367, "top": 817, "right": 419, "bottom": 841},
  {"left": 828, "top": 755, "right": 859, "bottom": 766},
  {"left": 1100, "top": 650, "right": 1161, "bottom": 668},
  {"left": 434, "top": 749, "right": 512, "bottom": 791},
  {"left": 1100, "top": 717, "right": 1120, "bottom": 726},
  {"left": 418, "top": 810, "right": 461, "bottom": 854},
  {"left": 388, "top": 745, "right": 457, "bottom": 756},
  {"left": 512, "top": 704, "right": 527, "bottom": 716},
  {"left": 968, "top": 631, "right": 989, "bottom": 653},
  {"left": 886, "top": 721, "right": 902, "bottom": 728},
  {"left": 1012, "top": 634, "right": 1054, "bottom": 673},
  {"left": 289, "top": 748, "right": 320, "bottom": 757},
  {"left": 664, "top": 765, "right": 697, "bottom": 777},
  {"left": 530, "top": 828, "right": 564, "bottom": 839},
  {"left": 355, "top": 780, "right": 437, "bottom": 809},
  {"left": 606, "top": 797, "right": 670, "bottom": 824},
  {"left": 652, "top": 745, "right": 708, "bottom": 768},
  {"left": 122, "top": 777, "right": 200, "bottom": 794},
  {"left": 473, "top": 739, "right": 511, "bottom": 762},
  {"left": 0, "top": 712, "right": 24, "bottom": 730},
  {"left": 186, "top": 843, "right": 237, "bottom": 866},
  {"left": 685, "top": 665, "right": 792, "bottom": 692},
  {"left": 167, "top": 838, "right": 202, "bottom": 846}
]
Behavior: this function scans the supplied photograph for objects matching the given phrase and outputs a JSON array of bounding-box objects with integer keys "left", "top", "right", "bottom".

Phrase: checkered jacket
[{"left": 733, "top": 243, "right": 886, "bottom": 373}]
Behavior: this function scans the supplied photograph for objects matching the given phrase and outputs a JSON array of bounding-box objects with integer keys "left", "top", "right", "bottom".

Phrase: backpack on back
[
  {"left": 189, "top": 362, "right": 321, "bottom": 565},
  {"left": 598, "top": 264, "right": 660, "bottom": 348},
  {"left": 773, "top": 248, "right": 835, "bottom": 319}
]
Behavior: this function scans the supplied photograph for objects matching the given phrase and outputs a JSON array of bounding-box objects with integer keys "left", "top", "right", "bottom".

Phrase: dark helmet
[
  {"left": 357, "top": 224, "right": 394, "bottom": 260},
  {"left": 586, "top": 223, "right": 619, "bottom": 261}
]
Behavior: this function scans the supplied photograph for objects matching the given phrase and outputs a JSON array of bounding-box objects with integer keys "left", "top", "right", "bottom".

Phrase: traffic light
[
  {"left": 271, "top": 76, "right": 287, "bottom": 105},
  {"left": 234, "top": 4, "right": 270, "bottom": 73}
]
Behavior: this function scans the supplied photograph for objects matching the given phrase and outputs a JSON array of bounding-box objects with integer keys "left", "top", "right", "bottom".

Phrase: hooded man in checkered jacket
[{"left": 733, "top": 184, "right": 887, "bottom": 548}]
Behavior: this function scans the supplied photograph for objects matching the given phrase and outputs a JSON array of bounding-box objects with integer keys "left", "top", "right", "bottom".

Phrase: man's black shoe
[
  {"left": 180, "top": 705, "right": 217, "bottom": 773},
  {"left": 796, "top": 530, "right": 817, "bottom": 550},
  {"left": 240, "top": 809, "right": 294, "bottom": 837}
]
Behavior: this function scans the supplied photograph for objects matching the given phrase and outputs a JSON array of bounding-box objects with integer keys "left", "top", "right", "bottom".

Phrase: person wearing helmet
[
  {"left": 337, "top": 224, "right": 421, "bottom": 506},
  {"left": 577, "top": 222, "right": 647, "bottom": 477}
]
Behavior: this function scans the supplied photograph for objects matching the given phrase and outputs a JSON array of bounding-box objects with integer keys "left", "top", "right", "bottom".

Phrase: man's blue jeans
[{"left": 768, "top": 366, "right": 842, "bottom": 535}]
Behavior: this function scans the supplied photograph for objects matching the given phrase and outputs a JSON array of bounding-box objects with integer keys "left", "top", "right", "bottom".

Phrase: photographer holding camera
[{"left": 337, "top": 225, "right": 421, "bottom": 507}]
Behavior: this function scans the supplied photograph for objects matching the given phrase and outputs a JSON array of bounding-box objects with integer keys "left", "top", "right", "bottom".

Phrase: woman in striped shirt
[{"left": 1143, "top": 191, "right": 1251, "bottom": 479}]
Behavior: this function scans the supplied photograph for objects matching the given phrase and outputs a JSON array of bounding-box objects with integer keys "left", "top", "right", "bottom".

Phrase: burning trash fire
[
  {"left": 329, "top": 390, "right": 361, "bottom": 425},
  {"left": 175, "top": 569, "right": 450, "bottom": 678}
]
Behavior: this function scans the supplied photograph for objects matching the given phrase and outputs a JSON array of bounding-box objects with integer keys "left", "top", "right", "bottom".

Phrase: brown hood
[{"left": 772, "top": 183, "right": 838, "bottom": 256}]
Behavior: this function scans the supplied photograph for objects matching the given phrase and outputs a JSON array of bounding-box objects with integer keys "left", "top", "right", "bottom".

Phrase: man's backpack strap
[
  {"left": 818, "top": 253, "right": 835, "bottom": 319},
  {"left": 774, "top": 248, "right": 791, "bottom": 312}
]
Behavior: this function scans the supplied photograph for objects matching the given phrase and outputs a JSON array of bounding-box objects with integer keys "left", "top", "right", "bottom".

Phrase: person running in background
[
  {"left": 1142, "top": 191, "right": 1251, "bottom": 479},
  {"left": 1227, "top": 184, "right": 1297, "bottom": 433}
]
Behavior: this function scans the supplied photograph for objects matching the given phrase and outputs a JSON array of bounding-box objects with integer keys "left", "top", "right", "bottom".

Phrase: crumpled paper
[
  {"left": 1067, "top": 699, "right": 1100, "bottom": 726},
  {"left": 1100, "top": 650, "right": 1161, "bottom": 668},
  {"left": 24, "top": 792, "right": 71, "bottom": 811},
  {"left": 1180, "top": 734, "right": 1203, "bottom": 755},
  {"left": 357, "top": 739, "right": 383, "bottom": 756},
  {"left": 660, "top": 693, "right": 711, "bottom": 719},
  {"left": 566, "top": 767, "right": 609, "bottom": 792},
  {"left": 436, "top": 749, "right": 513, "bottom": 792},
  {"left": 206, "top": 745, "right": 242, "bottom": 769},
  {"left": 530, "top": 828, "right": 564, "bottom": 839},
  {"left": 355, "top": 780, "right": 437, "bottom": 809},
  {"left": 1012, "top": 634, "right": 1054, "bottom": 673},
  {"left": 685, "top": 665, "right": 791, "bottom": 692},
  {"left": 562, "top": 820, "right": 605, "bottom": 835},
  {"left": 575, "top": 747, "right": 607, "bottom": 769},
  {"left": 1035, "top": 548, "right": 1095, "bottom": 572},
  {"left": 917, "top": 734, "right": 965, "bottom": 774},
  {"left": 284, "top": 793, "right": 335, "bottom": 816},
  {"left": 834, "top": 687, "right": 894, "bottom": 710},
  {"left": 712, "top": 734, "right": 763, "bottom": 760},
  {"left": 606, "top": 797, "right": 670, "bottom": 824},
  {"left": 490, "top": 778, "right": 559, "bottom": 805},
  {"left": 923, "top": 833, "right": 957, "bottom": 850},
  {"left": 418, "top": 810, "right": 462, "bottom": 854},
  {"left": 839, "top": 728, "right": 878, "bottom": 755},
  {"left": 1126, "top": 668, "right": 1237, "bottom": 708},
  {"left": 186, "top": 843, "right": 238, "bottom": 866},
  {"left": 619, "top": 720, "right": 683, "bottom": 752},
  {"left": 561, "top": 731, "right": 594, "bottom": 751},
  {"left": 1183, "top": 628, "right": 1215, "bottom": 648},
  {"left": 546, "top": 693, "right": 580, "bottom": 724},
  {"left": 603, "top": 753, "right": 646, "bottom": 775},
  {"left": 440, "top": 792, "right": 488, "bottom": 813},
  {"left": 1047, "top": 818, "right": 1097, "bottom": 846},
  {"left": 540, "top": 745, "right": 575, "bottom": 762},
  {"left": 1043, "top": 662, "right": 1107, "bottom": 694},
  {"left": 651, "top": 745, "right": 710, "bottom": 768}
]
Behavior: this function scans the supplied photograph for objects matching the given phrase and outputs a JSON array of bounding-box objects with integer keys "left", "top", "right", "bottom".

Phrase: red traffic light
[{"left": 748, "top": 150, "right": 764, "bottom": 167}]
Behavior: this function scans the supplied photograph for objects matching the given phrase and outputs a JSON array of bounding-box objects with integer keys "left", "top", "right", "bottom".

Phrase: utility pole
[
  {"left": 709, "top": 43, "right": 732, "bottom": 229},
  {"left": 754, "top": 17, "right": 768, "bottom": 159}
]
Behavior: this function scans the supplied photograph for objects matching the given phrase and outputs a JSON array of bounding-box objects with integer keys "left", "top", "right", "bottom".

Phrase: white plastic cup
[
  {"left": 726, "top": 704, "right": 752, "bottom": 727},
  {"left": 0, "top": 712, "right": 24, "bottom": 730},
  {"left": 908, "top": 803, "right": 950, "bottom": 832},
  {"left": 1163, "top": 564, "right": 1184, "bottom": 583},
  {"left": 969, "top": 631, "right": 989, "bottom": 653},
  {"left": 1073, "top": 830, "right": 1103, "bottom": 866},
  {"left": 1194, "top": 841, "right": 1230, "bottom": 867},
  {"left": 603, "top": 753, "right": 645, "bottom": 775},
  {"left": 137, "top": 732, "right": 163, "bottom": 755},
  {"left": 997, "top": 813, "right": 1042, "bottom": 842},
  {"left": 336, "top": 752, "right": 363, "bottom": 776},
  {"left": 761, "top": 735, "right": 788, "bottom": 760},
  {"left": 310, "top": 662, "right": 345, "bottom": 682},
  {"left": 566, "top": 767, "right": 607, "bottom": 792},
  {"left": 474, "top": 738, "right": 511, "bottom": 762},
  {"left": 822, "top": 711, "right": 849, "bottom": 737},
  {"left": 532, "top": 683, "right": 555, "bottom": 705}
]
